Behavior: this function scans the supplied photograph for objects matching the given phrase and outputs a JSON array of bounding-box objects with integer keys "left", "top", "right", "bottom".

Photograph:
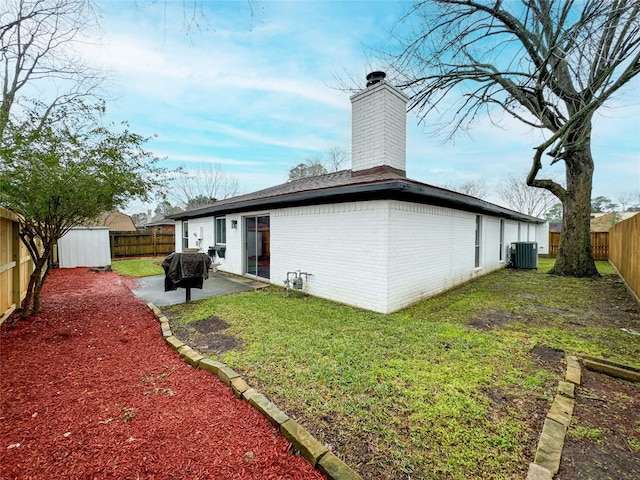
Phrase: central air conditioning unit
[{"left": 510, "top": 242, "right": 538, "bottom": 269}]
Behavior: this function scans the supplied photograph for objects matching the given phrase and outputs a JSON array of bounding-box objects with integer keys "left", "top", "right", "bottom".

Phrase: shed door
[{"left": 245, "top": 215, "right": 270, "bottom": 279}]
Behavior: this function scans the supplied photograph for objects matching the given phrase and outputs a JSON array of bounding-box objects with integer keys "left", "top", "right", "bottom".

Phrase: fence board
[
  {"left": 609, "top": 214, "right": 640, "bottom": 302},
  {"left": 109, "top": 231, "right": 175, "bottom": 257},
  {"left": 548, "top": 231, "right": 609, "bottom": 260},
  {"left": 1, "top": 208, "right": 34, "bottom": 323}
]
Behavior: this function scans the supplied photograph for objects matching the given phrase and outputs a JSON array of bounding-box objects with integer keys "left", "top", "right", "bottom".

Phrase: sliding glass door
[{"left": 245, "top": 215, "right": 270, "bottom": 279}]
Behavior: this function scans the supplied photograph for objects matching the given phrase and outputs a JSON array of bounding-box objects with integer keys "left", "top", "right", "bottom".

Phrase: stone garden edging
[
  {"left": 526, "top": 354, "right": 581, "bottom": 480},
  {"left": 147, "top": 302, "right": 363, "bottom": 480},
  {"left": 579, "top": 354, "right": 640, "bottom": 383},
  {"left": 526, "top": 352, "right": 640, "bottom": 480}
]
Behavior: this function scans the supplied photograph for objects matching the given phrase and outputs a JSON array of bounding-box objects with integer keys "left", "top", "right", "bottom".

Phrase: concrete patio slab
[{"left": 130, "top": 272, "right": 266, "bottom": 307}]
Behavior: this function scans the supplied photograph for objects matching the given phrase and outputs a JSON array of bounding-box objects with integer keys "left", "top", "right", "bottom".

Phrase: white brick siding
[
  {"left": 174, "top": 220, "right": 184, "bottom": 252},
  {"left": 221, "top": 215, "right": 243, "bottom": 273},
  {"left": 182, "top": 218, "right": 214, "bottom": 253},
  {"left": 270, "top": 202, "right": 390, "bottom": 313},
  {"left": 210, "top": 199, "right": 542, "bottom": 314},
  {"left": 350, "top": 82, "right": 408, "bottom": 173},
  {"left": 535, "top": 222, "right": 549, "bottom": 254}
]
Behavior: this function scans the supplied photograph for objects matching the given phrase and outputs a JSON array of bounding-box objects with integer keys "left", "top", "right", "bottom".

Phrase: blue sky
[{"left": 83, "top": 0, "right": 639, "bottom": 213}]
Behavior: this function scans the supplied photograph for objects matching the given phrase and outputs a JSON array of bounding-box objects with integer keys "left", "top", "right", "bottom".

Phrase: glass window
[
  {"left": 215, "top": 217, "right": 226, "bottom": 245},
  {"left": 499, "top": 219, "right": 505, "bottom": 261},
  {"left": 246, "top": 215, "right": 270, "bottom": 279},
  {"left": 182, "top": 221, "right": 189, "bottom": 250},
  {"left": 475, "top": 215, "right": 482, "bottom": 268}
]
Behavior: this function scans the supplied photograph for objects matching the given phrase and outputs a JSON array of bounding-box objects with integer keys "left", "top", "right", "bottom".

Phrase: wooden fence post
[
  {"left": 12, "top": 220, "right": 21, "bottom": 307},
  {"left": 548, "top": 231, "right": 609, "bottom": 260},
  {"left": 109, "top": 230, "right": 175, "bottom": 257}
]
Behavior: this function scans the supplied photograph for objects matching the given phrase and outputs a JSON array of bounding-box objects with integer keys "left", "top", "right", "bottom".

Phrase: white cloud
[
  {"left": 87, "top": 1, "right": 639, "bottom": 202},
  {"left": 153, "top": 151, "right": 264, "bottom": 167}
]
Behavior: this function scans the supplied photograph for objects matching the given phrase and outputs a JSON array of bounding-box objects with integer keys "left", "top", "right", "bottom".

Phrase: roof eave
[{"left": 170, "top": 181, "right": 545, "bottom": 224}]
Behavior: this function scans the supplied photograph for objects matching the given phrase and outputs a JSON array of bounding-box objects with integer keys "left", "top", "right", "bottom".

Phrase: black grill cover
[{"left": 161, "top": 252, "right": 212, "bottom": 291}]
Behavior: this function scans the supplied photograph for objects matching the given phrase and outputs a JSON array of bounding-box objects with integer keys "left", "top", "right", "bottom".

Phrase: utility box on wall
[
  {"left": 510, "top": 242, "right": 538, "bottom": 269},
  {"left": 57, "top": 227, "right": 111, "bottom": 268}
]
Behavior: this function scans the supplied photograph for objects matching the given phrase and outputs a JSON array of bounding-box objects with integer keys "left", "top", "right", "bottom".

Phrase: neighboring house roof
[
  {"left": 590, "top": 211, "right": 639, "bottom": 232},
  {"left": 169, "top": 167, "right": 545, "bottom": 224},
  {"left": 145, "top": 214, "right": 176, "bottom": 227},
  {"left": 548, "top": 222, "right": 562, "bottom": 233},
  {"left": 86, "top": 211, "right": 136, "bottom": 231}
]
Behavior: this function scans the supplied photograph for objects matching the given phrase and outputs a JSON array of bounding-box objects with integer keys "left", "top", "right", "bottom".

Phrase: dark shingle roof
[
  {"left": 145, "top": 215, "right": 176, "bottom": 227},
  {"left": 169, "top": 168, "right": 545, "bottom": 224}
]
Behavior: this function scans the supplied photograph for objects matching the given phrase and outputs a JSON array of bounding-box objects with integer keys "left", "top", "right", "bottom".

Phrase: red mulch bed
[{"left": 0, "top": 268, "right": 324, "bottom": 480}]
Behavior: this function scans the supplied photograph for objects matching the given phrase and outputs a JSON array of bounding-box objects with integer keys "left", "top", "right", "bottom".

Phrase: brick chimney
[{"left": 350, "top": 71, "right": 408, "bottom": 177}]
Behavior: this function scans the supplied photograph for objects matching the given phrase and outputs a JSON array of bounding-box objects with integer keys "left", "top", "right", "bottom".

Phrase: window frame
[
  {"left": 475, "top": 215, "right": 482, "bottom": 268},
  {"left": 499, "top": 219, "right": 505, "bottom": 262},
  {"left": 182, "top": 221, "right": 189, "bottom": 250},
  {"left": 215, "top": 216, "right": 226, "bottom": 245}
]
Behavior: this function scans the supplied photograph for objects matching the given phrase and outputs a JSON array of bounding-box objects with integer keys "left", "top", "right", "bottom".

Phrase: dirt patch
[
  {"left": 172, "top": 316, "right": 243, "bottom": 355},
  {"left": 469, "top": 309, "right": 519, "bottom": 330},
  {"left": 557, "top": 369, "right": 640, "bottom": 480},
  {"left": 529, "top": 345, "right": 566, "bottom": 373},
  {"left": 0, "top": 269, "right": 322, "bottom": 480},
  {"left": 191, "top": 316, "right": 230, "bottom": 333},
  {"left": 529, "top": 305, "right": 572, "bottom": 314}
]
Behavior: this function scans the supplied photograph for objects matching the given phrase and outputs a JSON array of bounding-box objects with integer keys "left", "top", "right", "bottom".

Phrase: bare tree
[
  {"left": 288, "top": 157, "right": 328, "bottom": 181},
  {"left": 443, "top": 179, "right": 488, "bottom": 199},
  {"left": 386, "top": 0, "right": 640, "bottom": 277},
  {"left": 497, "top": 174, "right": 556, "bottom": 218},
  {"left": 288, "top": 147, "right": 349, "bottom": 180},
  {"left": 1, "top": 0, "right": 103, "bottom": 136},
  {"left": 169, "top": 163, "right": 240, "bottom": 209},
  {"left": 615, "top": 191, "right": 639, "bottom": 211},
  {"left": 325, "top": 146, "right": 349, "bottom": 172}
]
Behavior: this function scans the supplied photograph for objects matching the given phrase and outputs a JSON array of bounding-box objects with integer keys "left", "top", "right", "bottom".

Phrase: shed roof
[
  {"left": 169, "top": 168, "right": 545, "bottom": 224},
  {"left": 590, "top": 211, "right": 639, "bottom": 232}
]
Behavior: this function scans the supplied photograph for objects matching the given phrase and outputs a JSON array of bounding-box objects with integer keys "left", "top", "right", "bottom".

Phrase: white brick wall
[
  {"left": 270, "top": 201, "right": 390, "bottom": 313},
  {"left": 535, "top": 222, "right": 549, "bottom": 254},
  {"left": 182, "top": 218, "right": 214, "bottom": 253},
  {"left": 385, "top": 203, "right": 536, "bottom": 312},
  {"left": 204, "top": 200, "right": 544, "bottom": 314},
  {"left": 174, "top": 221, "right": 182, "bottom": 252},
  {"left": 222, "top": 214, "right": 243, "bottom": 273},
  {"left": 386, "top": 203, "right": 476, "bottom": 312},
  {"left": 351, "top": 82, "right": 408, "bottom": 173}
]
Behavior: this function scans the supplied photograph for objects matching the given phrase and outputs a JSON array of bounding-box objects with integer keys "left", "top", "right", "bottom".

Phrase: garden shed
[{"left": 57, "top": 227, "right": 111, "bottom": 269}]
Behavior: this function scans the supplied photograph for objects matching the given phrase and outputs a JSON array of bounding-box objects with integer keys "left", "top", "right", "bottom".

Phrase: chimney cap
[{"left": 366, "top": 71, "right": 386, "bottom": 87}]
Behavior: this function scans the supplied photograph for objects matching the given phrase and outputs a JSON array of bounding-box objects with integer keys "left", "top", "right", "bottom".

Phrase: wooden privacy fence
[
  {"left": 0, "top": 208, "right": 35, "bottom": 323},
  {"left": 609, "top": 214, "right": 640, "bottom": 302},
  {"left": 110, "top": 230, "right": 175, "bottom": 257},
  {"left": 548, "top": 232, "right": 609, "bottom": 260}
]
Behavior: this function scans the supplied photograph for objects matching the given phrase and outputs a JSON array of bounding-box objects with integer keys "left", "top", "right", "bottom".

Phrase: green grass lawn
[
  {"left": 110, "top": 257, "right": 164, "bottom": 277},
  {"left": 163, "top": 259, "right": 639, "bottom": 479}
]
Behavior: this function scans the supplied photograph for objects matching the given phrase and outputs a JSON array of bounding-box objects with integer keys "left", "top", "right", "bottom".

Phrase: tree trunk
[
  {"left": 33, "top": 264, "right": 51, "bottom": 313},
  {"left": 551, "top": 147, "right": 599, "bottom": 277},
  {"left": 21, "top": 263, "right": 42, "bottom": 319},
  {"left": 20, "top": 247, "right": 51, "bottom": 318}
]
